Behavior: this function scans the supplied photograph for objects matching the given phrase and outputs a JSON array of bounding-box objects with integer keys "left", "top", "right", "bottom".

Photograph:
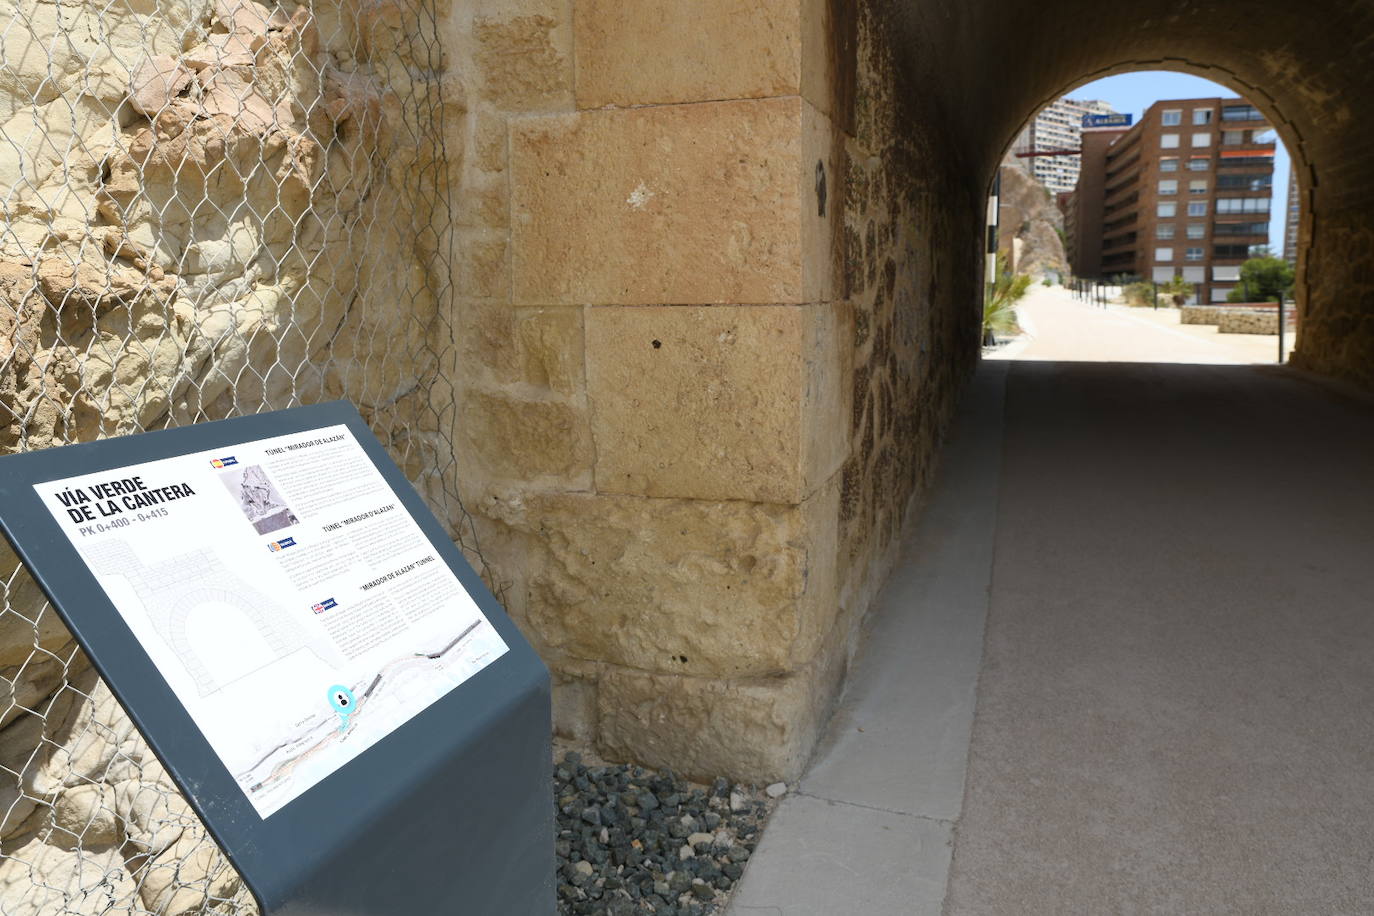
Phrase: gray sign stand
[{"left": 0, "top": 402, "right": 553, "bottom": 915}]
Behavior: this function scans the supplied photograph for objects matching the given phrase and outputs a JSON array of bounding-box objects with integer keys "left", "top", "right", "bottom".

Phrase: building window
[
  {"left": 1161, "top": 133, "right": 1180, "bottom": 149},
  {"left": 1185, "top": 248, "right": 1204, "bottom": 262},
  {"left": 1159, "top": 179, "right": 1178, "bottom": 195},
  {"left": 1162, "top": 109, "right": 1183, "bottom": 126},
  {"left": 1193, "top": 108, "right": 1214, "bottom": 125},
  {"left": 1217, "top": 198, "right": 1271, "bottom": 214},
  {"left": 1214, "top": 265, "right": 1242, "bottom": 281},
  {"left": 1218, "top": 173, "right": 1272, "bottom": 191},
  {"left": 1155, "top": 247, "right": 1174, "bottom": 262},
  {"left": 1189, "top": 179, "right": 1208, "bottom": 194},
  {"left": 1222, "top": 104, "right": 1263, "bottom": 122},
  {"left": 1218, "top": 156, "right": 1276, "bottom": 169},
  {"left": 1187, "top": 223, "right": 1206, "bottom": 239},
  {"left": 1213, "top": 223, "right": 1269, "bottom": 237},
  {"left": 1191, "top": 132, "right": 1213, "bottom": 148},
  {"left": 1160, "top": 157, "right": 1179, "bottom": 172},
  {"left": 1157, "top": 224, "right": 1176, "bottom": 239},
  {"left": 1188, "top": 158, "right": 1210, "bottom": 171},
  {"left": 1211, "top": 287, "right": 1235, "bottom": 302},
  {"left": 1214, "top": 244, "right": 1250, "bottom": 258},
  {"left": 1158, "top": 202, "right": 1177, "bottom": 218},
  {"left": 1223, "top": 130, "right": 1246, "bottom": 145},
  {"left": 1187, "top": 201, "right": 1208, "bottom": 217},
  {"left": 1152, "top": 266, "right": 1176, "bottom": 282}
]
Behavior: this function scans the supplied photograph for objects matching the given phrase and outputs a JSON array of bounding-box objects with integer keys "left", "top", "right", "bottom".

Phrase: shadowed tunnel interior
[{"left": 881, "top": 0, "right": 1374, "bottom": 388}]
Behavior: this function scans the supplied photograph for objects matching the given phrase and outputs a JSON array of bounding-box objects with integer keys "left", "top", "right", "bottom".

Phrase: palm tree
[{"left": 984, "top": 254, "right": 1031, "bottom": 343}]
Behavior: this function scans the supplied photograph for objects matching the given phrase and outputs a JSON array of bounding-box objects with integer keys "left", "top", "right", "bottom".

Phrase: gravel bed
[{"left": 554, "top": 750, "right": 774, "bottom": 915}]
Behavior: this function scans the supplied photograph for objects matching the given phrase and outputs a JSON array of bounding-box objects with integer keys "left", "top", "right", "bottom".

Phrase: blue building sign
[{"left": 1083, "top": 113, "right": 1134, "bottom": 129}]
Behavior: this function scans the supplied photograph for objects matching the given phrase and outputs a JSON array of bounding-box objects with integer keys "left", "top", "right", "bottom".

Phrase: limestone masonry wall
[
  {"left": 454, "top": 0, "right": 973, "bottom": 785},
  {"left": 1181, "top": 304, "right": 1296, "bottom": 335}
]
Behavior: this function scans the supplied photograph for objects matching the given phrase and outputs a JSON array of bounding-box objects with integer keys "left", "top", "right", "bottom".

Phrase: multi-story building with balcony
[
  {"left": 1065, "top": 97, "right": 1277, "bottom": 303},
  {"left": 1012, "top": 97, "right": 1118, "bottom": 196}
]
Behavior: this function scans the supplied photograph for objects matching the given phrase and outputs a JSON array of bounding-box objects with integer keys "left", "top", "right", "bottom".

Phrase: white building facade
[{"left": 1013, "top": 98, "right": 1118, "bottom": 195}]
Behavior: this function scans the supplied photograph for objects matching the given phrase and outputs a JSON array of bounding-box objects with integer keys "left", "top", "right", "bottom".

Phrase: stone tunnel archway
[
  {"left": 886, "top": 0, "right": 1371, "bottom": 386},
  {"left": 455, "top": 0, "right": 1374, "bottom": 787},
  {"left": 991, "top": 61, "right": 1309, "bottom": 316}
]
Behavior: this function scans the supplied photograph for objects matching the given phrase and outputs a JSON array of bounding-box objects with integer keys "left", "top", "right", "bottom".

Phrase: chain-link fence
[{"left": 0, "top": 1, "right": 475, "bottom": 911}]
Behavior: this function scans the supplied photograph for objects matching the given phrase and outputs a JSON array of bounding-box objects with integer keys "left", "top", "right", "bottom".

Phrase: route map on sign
[{"left": 35, "top": 425, "right": 508, "bottom": 818}]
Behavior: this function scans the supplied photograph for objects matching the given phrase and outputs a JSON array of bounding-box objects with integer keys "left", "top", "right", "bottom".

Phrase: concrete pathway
[
  {"left": 728, "top": 363, "right": 1008, "bottom": 915},
  {"left": 729, "top": 288, "right": 1374, "bottom": 914},
  {"left": 990, "top": 284, "right": 1296, "bottom": 365}
]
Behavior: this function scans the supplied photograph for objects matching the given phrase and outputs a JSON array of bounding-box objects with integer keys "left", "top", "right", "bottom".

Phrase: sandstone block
[
  {"left": 473, "top": 111, "right": 508, "bottom": 173},
  {"left": 456, "top": 231, "right": 510, "bottom": 300},
  {"left": 512, "top": 98, "right": 837, "bottom": 305},
  {"left": 486, "top": 479, "right": 839, "bottom": 679},
  {"left": 551, "top": 673, "right": 598, "bottom": 742},
  {"left": 455, "top": 182, "right": 509, "bottom": 230},
  {"left": 573, "top": 0, "right": 840, "bottom": 115},
  {"left": 585, "top": 305, "right": 848, "bottom": 503},
  {"left": 473, "top": 10, "right": 573, "bottom": 111},
  {"left": 459, "top": 388, "right": 592, "bottom": 487},
  {"left": 516, "top": 307, "right": 584, "bottom": 395},
  {"left": 595, "top": 611, "right": 849, "bottom": 783},
  {"left": 574, "top": 0, "right": 800, "bottom": 108}
]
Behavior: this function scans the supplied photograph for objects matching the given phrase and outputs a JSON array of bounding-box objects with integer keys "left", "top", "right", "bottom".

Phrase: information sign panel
[{"left": 0, "top": 402, "right": 553, "bottom": 915}]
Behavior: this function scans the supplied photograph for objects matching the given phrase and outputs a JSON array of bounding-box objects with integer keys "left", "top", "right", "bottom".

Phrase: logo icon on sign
[
  {"left": 268, "top": 537, "right": 297, "bottom": 552},
  {"left": 210, "top": 456, "right": 239, "bottom": 469},
  {"left": 328, "top": 684, "right": 356, "bottom": 732},
  {"left": 312, "top": 598, "right": 338, "bottom": 615}
]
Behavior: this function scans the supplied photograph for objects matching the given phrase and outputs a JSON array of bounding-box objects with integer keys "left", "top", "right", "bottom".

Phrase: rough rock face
[
  {"left": 0, "top": 0, "right": 460, "bottom": 911},
  {"left": 998, "top": 163, "right": 1069, "bottom": 279}
]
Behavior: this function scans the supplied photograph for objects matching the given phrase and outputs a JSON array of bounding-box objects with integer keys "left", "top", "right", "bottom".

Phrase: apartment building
[
  {"left": 1012, "top": 97, "right": 1117, "bottom": 196},
  {"left": 1065, "top": 97, "right": 1277, "bottom": 303}
]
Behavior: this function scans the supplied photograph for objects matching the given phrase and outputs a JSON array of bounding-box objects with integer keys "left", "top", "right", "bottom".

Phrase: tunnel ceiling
[
  {"left": 879, "top": 0, "right": 1374, "bottom": 388},
  {"left": 889, "top": 0, "right": 1373, "bottom": 194}
]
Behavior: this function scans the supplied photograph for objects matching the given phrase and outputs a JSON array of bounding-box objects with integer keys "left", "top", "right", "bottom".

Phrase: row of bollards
[{"left": 1070, "top": 278, "right": 1110, "bottom": 308}]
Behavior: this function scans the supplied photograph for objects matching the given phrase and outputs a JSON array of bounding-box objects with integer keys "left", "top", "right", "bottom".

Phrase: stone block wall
[
  {"left": 1217, "top": 309, "right": 1282, "bottom": 335},
  {"left": 453, "top": 0, "right": 974, "bottom": 784},
  {"left": 1181, "top": 304, "right": 1295, "bottom": 335},
  {"left": 1181, "top": 306, "right": 1226, "bottom": 325}
]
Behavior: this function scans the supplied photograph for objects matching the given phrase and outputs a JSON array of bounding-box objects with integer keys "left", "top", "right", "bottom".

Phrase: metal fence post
[{"left": 1278, "top": 294, "right": 1286, "bottom": 363}]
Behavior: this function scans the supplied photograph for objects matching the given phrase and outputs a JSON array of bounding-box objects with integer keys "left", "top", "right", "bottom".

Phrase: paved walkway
[
  {"left": 989, "top": 284, "right": 1296, "bottom": 365},
  {"left": 729, "top": 291, "right": 1374, "bottom": 913}
]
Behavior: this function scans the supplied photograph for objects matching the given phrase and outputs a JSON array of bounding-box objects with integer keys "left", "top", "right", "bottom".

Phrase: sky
[{"left": 1069, "top": 71, "right": 1290, "bottom": 255}]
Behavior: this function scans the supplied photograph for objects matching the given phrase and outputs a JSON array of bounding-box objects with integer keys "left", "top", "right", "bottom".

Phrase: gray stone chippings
[{"left": 553, "top": 752, "right": 771, "bottom": 915}]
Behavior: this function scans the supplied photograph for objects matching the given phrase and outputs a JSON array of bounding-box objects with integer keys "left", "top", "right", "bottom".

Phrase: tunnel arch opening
[{"left": 986, "top": 63, "right": 1310, "bottom": 339}]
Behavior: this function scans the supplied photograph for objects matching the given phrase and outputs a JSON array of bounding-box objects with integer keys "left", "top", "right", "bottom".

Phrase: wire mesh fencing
[{"left": 0, "top": 0, "right": 475, "bottom": 911}]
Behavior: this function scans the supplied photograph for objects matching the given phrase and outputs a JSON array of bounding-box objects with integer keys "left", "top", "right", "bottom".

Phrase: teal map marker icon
[{"left": 328, "top": 685, "right": 356, "bottom": 733}]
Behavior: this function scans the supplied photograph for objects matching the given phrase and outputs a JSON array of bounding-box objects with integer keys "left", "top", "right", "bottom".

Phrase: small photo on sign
[{"left": 219, "top": 465, "right": 299, "bottom": 535}]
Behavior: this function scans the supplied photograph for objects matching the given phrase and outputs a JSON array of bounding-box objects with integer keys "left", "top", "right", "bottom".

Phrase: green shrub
[
  {"left": 1123, "top": 281, "right": 1154, "bottom": 307},
  {"left": 1226, "top": 255, "right": 1294, "bottom": 302},
  {"left": 984, "top": 254, "right": 1031, "bottom": 340}
]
